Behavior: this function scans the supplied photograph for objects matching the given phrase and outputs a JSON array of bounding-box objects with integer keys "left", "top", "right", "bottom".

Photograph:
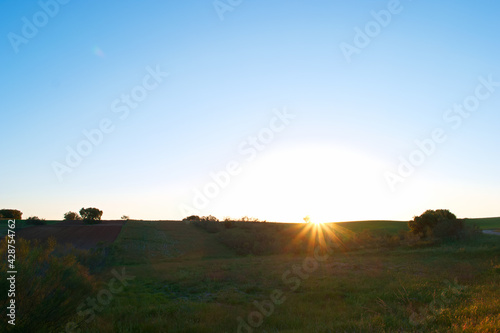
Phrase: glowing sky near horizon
[{"left": 1, "top": 0, "right": 500, "bottom": 222}]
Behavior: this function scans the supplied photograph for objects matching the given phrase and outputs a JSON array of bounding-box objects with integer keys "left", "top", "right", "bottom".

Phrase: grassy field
[
  {"left": 2, "top": 217, "right": 499, "bottom": 332},
  {"left": 463, "top": 217, "right": 500, "bottom": 230},
  {"left": 55, "top": 218, "right": 500, "bottom": 333},
  {"left": 335, "top": 217, "right": 500, "bottom": 235},
  {"left": 334, "top": 220, "right": 408, "bottom": 235}
]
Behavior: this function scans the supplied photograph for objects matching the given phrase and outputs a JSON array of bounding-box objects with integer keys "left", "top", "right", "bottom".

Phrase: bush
[
  {"left": 182, "top": 215, "right": 201, "bottom": 222},
  {"left": 68, "top": 242, "right": 117, "bottom": 274},
  {"left": 80, "top": 207, "right": 103, "bottom": 224},
  {"left": 26, "top": 216, "right": 46, "bottom": 225},
  {"left": 409, "top": 209, "right": 463, "bottom": 239},
  {"left": 190, "top": 215, "right": 222, "bottom": 233},
  {"left": 241, "top": 216, "right": 266, "bottom": 223},
  {"left": 0, "top": 237, "right": 96, "bottom": 331},
  {"left": 0, "top": 209, "right": 22, "bottom": 220},
  {"left": 64, "top": 211, "right": 82, "bottom": 221},
  {"left": 201, "top": 215, "right": 219, "bottom": 223},
  {"left": 432, "top": 218, "right": 464, "bottom": 239},
  {"left": 223, "top": 218, "right": 236, "bottom": 229}
]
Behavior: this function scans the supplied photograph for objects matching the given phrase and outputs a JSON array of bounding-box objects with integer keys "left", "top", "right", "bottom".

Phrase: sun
[
  {"left": 290, "top": 216, "right": 348, "bottom": 255},
  {"left": 214, "top": 143, "right": 389, "bottom": 223}
]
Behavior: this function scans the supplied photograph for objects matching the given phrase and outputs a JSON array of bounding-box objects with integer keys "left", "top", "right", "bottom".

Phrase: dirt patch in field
[{"left": 16, "top": 220, "right": 125, "bottom": 249}]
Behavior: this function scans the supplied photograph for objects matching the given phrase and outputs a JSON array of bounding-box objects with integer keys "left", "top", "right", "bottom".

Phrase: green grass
[
  {"left": 334, "top": 220, "right": 408, "bottom": 234},
  {"left": 463, "top": 217, "right": 500, "bottom": 230},
  {"left": 62, "top": 219, "right": 500, "bottom": 333},
  {"left": 333, "top": 217, "right": 500, "bottom": 235}
]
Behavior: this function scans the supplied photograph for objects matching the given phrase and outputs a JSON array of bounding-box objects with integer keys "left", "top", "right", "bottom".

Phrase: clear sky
[{"left": 1, "top": 0, "right": 499, "bottom": 222}]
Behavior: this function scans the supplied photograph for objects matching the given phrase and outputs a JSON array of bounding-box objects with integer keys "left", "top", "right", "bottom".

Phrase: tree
[
  {"left": 63, "top": 211, "right": 82, "bottom": 221},
  {"left": 26, "top": 216, "right": 46, "bottom": 225},
  {"left": 240, "top": 216, "right": 262, "bottom": 222},
  {"left": 202, "top": 215, "right": 219, "bottom": 223},
  {"left": 79, "top": 207, "right": 103, "bottom": 224},
  {"left": 0, "top": 209, "right": 22, "bottom": 220},
  {"left": 303, "top": 216, "right": 311, "bottom": 224},
  {"left": 183, "top": 215, "right": 201, "bottom": 222},
  {"left": 408, "top": 209, "right": 462, "bottom": 239},
  {"left": 121, "top": 215, "right": 130, "bottom": 220}
]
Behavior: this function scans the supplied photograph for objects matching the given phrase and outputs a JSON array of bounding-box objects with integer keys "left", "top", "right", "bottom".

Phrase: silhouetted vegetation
[
  {"left": 0, "top": 209, "right": 22, "bottom": 220},
  {"left": 26, "top": 216, "right": 46, "bottom": 225},
  {"left": 64, "top": 211, "right": 82, "bottom": 221},
  {"left": 186, "top": 215, "right": 268, "bottom": 235},
  {"left": 408, "top": 209, "right": 476, "bottom": 240},
  {"left": 68, "top": 242, "right": 118, "bottom": 274},
  {"left": 182, "top": 215, "right": 201, "bottom": 222},
  {"left": 185, "top": 215, "right": 222, "bottom": 233},
  {"left": 80, "top": 207, "right": 103, "bottom": 224},
  {"left": 223, "top": 217, "right": 236, "bottom": 229}
]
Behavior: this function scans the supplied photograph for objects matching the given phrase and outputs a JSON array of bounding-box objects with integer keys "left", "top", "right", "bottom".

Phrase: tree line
[{"left": 0, "top": 208, "right": 104, "bottom": 225}]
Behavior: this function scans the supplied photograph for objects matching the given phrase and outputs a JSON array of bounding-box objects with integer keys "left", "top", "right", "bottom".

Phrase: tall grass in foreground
[{"left": 0, "top": 238, "right": 97, "bottom": 332}]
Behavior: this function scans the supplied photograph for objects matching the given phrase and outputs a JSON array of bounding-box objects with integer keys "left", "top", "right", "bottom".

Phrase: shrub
[
  {"left": 201, "top": 215, "right": 219, "bottom": 223},
  {"left": 0, "top": 209, "right": 22, "bottom": 220},
  {"left": 67, "top": 242, "right": 117, "bottom": 274},
  {"left": 64, "top": 211, "right": 82, "bottom": 221},
  {"left": 0, "top": 237, "right": 96, "bottom": 331},
  {"left": 223, "top": 218, "right": 236, "bottom": 229},
  {"left": 80, "top": 207, "right": 103, "bottom": 224},
  {"left": 241, "top": 216, "right": 266, "bottom": 223},
  {"left": 26, "top": 216, "right": 46, "bottom": 225},
  {"left": 398, "top": 229, "right": 422, "bottom": 247},
  {"left": 182, "top": 215, "right": 201, "bottom": 222},
  {"left": 192, "top": 216, "right": 222, "bottom": 233},
  {"left": 409, "top": 209, "right": 463, "bottom": 239},
  {"left": 432, "top": 218, "right": 465, "bottom": 239}
]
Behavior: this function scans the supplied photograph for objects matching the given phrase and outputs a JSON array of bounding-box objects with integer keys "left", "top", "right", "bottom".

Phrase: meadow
[{"left": 1, "top": 218, "right": 499, "bottom": 332}]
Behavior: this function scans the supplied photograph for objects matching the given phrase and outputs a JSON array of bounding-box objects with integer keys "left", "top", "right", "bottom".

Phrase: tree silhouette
[{"left": 79, "top": 207, "right": 103, "bottom": 224}]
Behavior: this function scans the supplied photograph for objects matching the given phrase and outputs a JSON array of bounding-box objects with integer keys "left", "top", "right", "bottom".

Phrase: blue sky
[{"left": 1, "top": 0, "right": 499, "bottom": 222}]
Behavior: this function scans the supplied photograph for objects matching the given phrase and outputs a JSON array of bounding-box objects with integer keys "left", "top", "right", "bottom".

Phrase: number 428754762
[{"left": 7, "top": 220, "right": 15, "bottom": 269}]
